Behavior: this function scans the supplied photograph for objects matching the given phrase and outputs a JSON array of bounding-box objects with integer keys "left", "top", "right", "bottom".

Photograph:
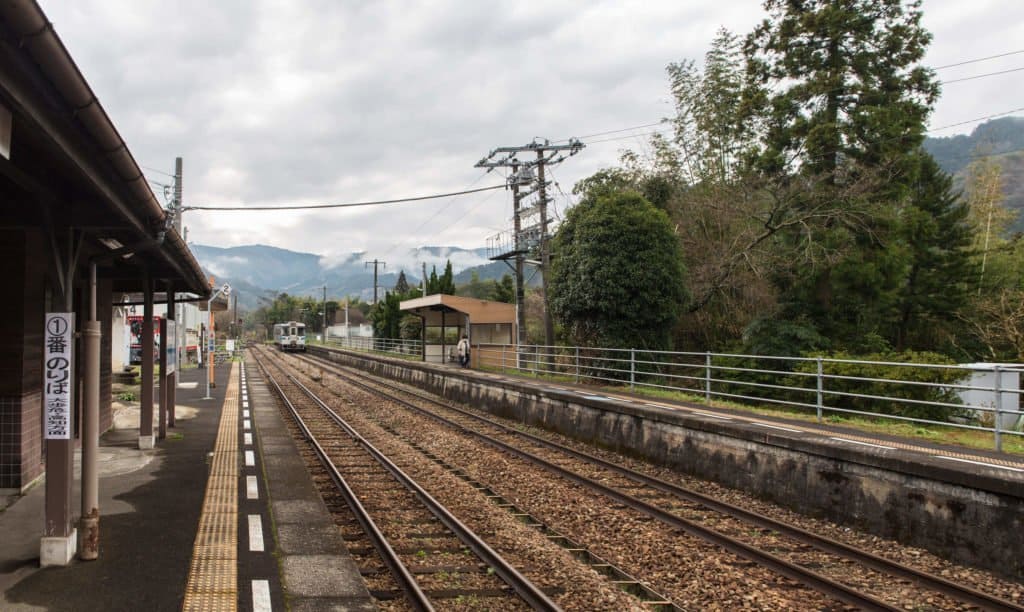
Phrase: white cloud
[{"left": 38, "top": 0, "right": 1024, "bottom": 259}]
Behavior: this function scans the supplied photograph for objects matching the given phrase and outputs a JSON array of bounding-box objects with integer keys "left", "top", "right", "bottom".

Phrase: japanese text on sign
[{"left": 44, "top": 313, "right": 73, "bottom": 439}]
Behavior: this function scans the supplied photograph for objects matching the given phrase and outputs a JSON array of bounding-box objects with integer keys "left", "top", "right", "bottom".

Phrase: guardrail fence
[{"left": 471, "top": 343, "right": 1024, "bottom": 452}]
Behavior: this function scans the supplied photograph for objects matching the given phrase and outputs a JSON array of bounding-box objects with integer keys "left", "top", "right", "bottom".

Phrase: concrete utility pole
[
  {"left": 322, "top": 284, "right": 327, "bottom": 340},
  {"left": 475, "top": 138, "right": 584, "bottom": 351},
  {"left": 365, "top": 259, "right": 386, "bottom": 304}
]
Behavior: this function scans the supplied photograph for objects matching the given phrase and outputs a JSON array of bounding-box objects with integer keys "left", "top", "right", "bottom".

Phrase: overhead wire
[
  {"left": 184, "top": 183, "right": 505, "bottom": 211},
  {"left": 934, "top": 49, "right": 1024, "bottom": 70}
]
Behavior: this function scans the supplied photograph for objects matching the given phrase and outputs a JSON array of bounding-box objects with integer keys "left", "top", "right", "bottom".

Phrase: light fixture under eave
[{"left": 98, "top": 238, "right": 123, "bottom": 250}]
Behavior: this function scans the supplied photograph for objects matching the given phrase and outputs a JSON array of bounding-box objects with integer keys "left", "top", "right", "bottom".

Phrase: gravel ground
[{"left": 272, "top": 349, "right": 1024, "bottom": 610}]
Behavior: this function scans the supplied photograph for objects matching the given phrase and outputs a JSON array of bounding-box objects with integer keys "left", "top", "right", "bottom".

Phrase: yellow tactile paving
[{"left": 182, "top": 363, "right": 240, "bottom": 612}]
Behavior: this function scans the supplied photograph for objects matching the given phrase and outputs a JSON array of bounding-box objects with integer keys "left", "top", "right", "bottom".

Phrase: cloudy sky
[{"left": 39, "top": 0, "right": 1024, "bottom": 273}]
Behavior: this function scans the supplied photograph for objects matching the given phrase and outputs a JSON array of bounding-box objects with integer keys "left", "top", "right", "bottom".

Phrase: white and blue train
[{"left": 273, "top": 321, "right": 306, "bottom": 352}]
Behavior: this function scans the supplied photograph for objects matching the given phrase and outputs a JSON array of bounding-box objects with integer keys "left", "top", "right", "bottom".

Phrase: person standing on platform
[{"left": 456, "top": 334, "right": 470, "bottom": 367}]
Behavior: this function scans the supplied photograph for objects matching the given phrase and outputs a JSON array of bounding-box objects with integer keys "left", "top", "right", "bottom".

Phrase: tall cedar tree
[
  {"left": 745, "top": 0, "right": 938, "bottom": 179},
  {"left": 550, "top": 190, "right": 688, "bottom": 350},
  {"left": 743, "top": 0, "right": 943, "bottom": 352}
]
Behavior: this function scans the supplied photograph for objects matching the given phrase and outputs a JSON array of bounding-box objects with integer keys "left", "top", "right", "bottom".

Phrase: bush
[{"left": 788, "top": 351, "right": 967, "bottom": 422}]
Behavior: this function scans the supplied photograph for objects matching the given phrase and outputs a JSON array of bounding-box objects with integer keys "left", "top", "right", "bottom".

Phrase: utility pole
[
  {"left": 365, "top": 259, "right": 386, "bottom": 304},
  {"left": 322, "top": 284, "right": 327, "bottom": 340},
  {"left": 422, "top": 262, "right": 427, "bottom": 295},
  {"left": 476, "top": 138, "right": 584, "bottom": 352},
  {"left": 172, "top": 157, "right": 184, "bottom": 387}
]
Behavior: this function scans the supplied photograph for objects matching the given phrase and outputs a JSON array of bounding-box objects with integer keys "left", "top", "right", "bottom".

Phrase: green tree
[
  {"left": 394, "top": 270, "right": 410, "bottom": 294},
  {"left": 493, "top": 274, "right": 515, "bottom": 304},
  {"left": 427, "top": 266, "right": 439, "bottom": 294},
  {"left": 550, "top": 189, "right": 688, "bottom": 350},
  {"left": 440, "top": 260, "right": 456, "bottom": 294},
  {"left": 744, "top": 0, "right": 938, "bottom": 179},
  {"left": 741, "top": 0, "right": 942, "bottom": 353},
  {"left": 891, "top": 153, "right": 974, "bottom": 352}
]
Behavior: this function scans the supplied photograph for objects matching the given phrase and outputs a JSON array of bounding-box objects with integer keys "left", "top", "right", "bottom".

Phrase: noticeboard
[
  {"left": 44, "top": 312, "right": 73, "bottom": 439},
  {"left": 166, "top": 320, "right": 177, "bottom": 374}
]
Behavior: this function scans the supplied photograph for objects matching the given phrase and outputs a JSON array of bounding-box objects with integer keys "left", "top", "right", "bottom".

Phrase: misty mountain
[
  {"left": 924, "top": 117, "right": 1024, "bottom": 232},
  {"left": 190, "top": 243, "right": 497, "bottom": 309}
]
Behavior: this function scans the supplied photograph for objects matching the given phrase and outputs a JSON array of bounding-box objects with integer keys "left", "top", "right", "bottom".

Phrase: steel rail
[
  {"left": 301, "top": 355, "right": 1024, "bottom": 612},
  {"left": 257, "top": 348, "right": 562, "bottom": 611},
  {"left": 295, "top": 353, "right": 918, "bottom": 611},
  {"left": 251, "top": 353, "right": 435, "bottom": 612}
]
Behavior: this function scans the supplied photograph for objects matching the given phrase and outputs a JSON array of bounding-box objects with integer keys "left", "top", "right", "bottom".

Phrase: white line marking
[
  {"left": 246, "top": 475, "right": 259, "bottom": 499},
  {"left": 248, "top": 514, "right": 265, "bottom": 552},
  {"left": 694, "top": 411, "right": 732, "bottom": 420},
  {"left": 243, "top": 409, "right": 250, "bottom": 418},
  {"left": 244, "top": 433, "right": 253, "bottom": 445},
  {"left": 581, "top": 395, "right": 609, "bottom": 401},
  {"left": 244, "top": 419, "right": 251, "bottom": 430},
  {"left": 938, "top": 455, "right": 1024, "bottom": 473},
  {"left": 754, "top": 423, "right": 803, "bottom": 433},
  {"left": 831, "top": 437, "right": 895, "bottom": 450},
  {"left": 245, "top": 450, "right": 255, "bottom": 467},
  {"left": 243, "top": 400, "right": 250, "bottom": 408},
  {"left": 644, "top": 402, "right": 664, "bottom": 408},
  {"left": 252, "top": 579, "right": 272, "bottom": 612}
]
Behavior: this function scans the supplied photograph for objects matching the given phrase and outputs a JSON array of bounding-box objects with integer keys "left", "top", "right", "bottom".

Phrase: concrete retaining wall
[{"left": 310, "top": 345, "right": 1024, "bottom": 580}]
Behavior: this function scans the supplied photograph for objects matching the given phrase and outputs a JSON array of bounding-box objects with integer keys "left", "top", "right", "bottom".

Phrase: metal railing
[
  {"left": 474, "top": 343, "right": 1024, "bottom": 452},
  {"left": 325, "top": 335, "right": 423, "bottom": 358}
]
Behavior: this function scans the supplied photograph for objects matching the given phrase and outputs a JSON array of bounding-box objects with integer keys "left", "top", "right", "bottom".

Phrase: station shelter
[
  {"left": 399, "top": 294, "right": 516, "bottom": 366},
  {"left": 0, "top": 0, "right": 209, "bottom": 566}
]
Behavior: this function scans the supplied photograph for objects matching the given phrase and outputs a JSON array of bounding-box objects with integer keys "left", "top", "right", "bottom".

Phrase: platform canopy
[{"left": 0, "top": 0, "right": 208, "bottom": 297}]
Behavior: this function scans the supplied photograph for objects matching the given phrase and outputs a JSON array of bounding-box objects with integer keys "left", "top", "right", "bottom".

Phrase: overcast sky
[{"left": 39, "top": 0, "right": 1024, "bottom": 273}]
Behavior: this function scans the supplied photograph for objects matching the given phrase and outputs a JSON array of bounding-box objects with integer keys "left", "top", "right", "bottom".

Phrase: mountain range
[
  {"left": 923, "top": 117, "right": 1024, "bottom": 232},
  {"left": 191, "top": 243, "right": 510, "bottom": 309}
]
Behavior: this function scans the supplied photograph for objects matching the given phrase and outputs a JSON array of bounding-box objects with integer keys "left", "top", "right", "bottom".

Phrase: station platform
[{"left": 0, "top": 358, "right": 369, "bottom": 611}]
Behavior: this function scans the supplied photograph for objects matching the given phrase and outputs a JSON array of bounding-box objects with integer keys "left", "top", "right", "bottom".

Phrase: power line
[
  {"left": 934, "top": 49, "right": 1024, "bottom": 70},
  {"left": 141, "top": 164, "right": 175, "bottom": 178},
  {"left": 941, "top": 66, "right": 1024, "bottom": 86},
  {"left": 927, "top": 106, "right": 1024, "bottom": 132},
  {"left": 380, "top": 170, "right": 493, "bottom": 258},
  {"left": 183, "top": 184, "right": 505, "bottom": 211}
]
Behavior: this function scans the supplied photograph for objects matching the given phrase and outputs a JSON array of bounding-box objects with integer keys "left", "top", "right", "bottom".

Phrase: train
[{"left": 273, "top": 321, "right": 307, "bottom": 352}]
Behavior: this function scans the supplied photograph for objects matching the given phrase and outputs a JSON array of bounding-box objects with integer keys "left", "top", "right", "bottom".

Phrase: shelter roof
[{"left": 400, "top": 294, "right": 515, "bottom": 325}]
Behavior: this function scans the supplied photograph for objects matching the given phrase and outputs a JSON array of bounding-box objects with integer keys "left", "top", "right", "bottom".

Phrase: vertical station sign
[
  {"left": 166, "top": 319, "right": 177, "bottom": 374},
  {"left": 44, "top": 312, "right": 74, "bottom": 439}
]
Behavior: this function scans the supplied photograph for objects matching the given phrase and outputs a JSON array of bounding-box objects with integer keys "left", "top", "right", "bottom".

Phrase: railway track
[
  {"left": 279, "top": 347, "right": 1024, "bottom": 611},
  {"left": 253, "top": 351, "right": 561, "bottom": 611}
]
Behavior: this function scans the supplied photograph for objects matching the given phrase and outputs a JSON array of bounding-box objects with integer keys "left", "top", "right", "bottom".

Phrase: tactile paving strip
[{"left": 182, "top": 363, "right": 239, "bottom": 612}]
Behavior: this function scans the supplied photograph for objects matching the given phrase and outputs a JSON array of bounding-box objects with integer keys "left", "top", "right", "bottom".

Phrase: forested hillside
[{"left": 925, "top": 117, "right": 1024, "bottom": 232}]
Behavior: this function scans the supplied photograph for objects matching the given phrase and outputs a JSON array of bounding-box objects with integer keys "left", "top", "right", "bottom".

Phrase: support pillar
[
  {"left": 80, "top": 321, "right": 100, "bottom": 559},
  {"left": 139, "top": 273, "right": 154, "bottom": 450},
  {"left": 42, "top": 238, "right": 78, "bottom": 566}
]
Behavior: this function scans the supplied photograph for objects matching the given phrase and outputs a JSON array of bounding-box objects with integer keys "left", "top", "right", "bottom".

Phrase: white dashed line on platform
[
  {"left": 244, "top": 419, "right": 251, "bottom": 430},
  {"left": 831, "top": 437, "right": 894, "bottom": 450},
  {"left": 243, "top": 409, "right": 250, "bottom": 418},
  {"left": 694, "top": 411, "right": 732, "bottom": 420},
  {"left": 246, "top": 475, "right": 259, "bottom": 499},
  {"left": 754, "top": 423, "right": 802, "bottom": 433},
  {"left": 244, "top": 433, "right": 253, "bottom": 446},
  {"left": 938, "top": 455, "right": 1024, "bottom": 473},
  {"left": 252, "top": 580, "right": 272, "bottom": 612},
  {"left": 245, "top": 450, "right": 255, "bottom": 467},
  {"left": 581, "top": 395, "right": 609, "bottom": 401},
  {"left": 248, "top": 514, "right": 265, "bottom": 552}
]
